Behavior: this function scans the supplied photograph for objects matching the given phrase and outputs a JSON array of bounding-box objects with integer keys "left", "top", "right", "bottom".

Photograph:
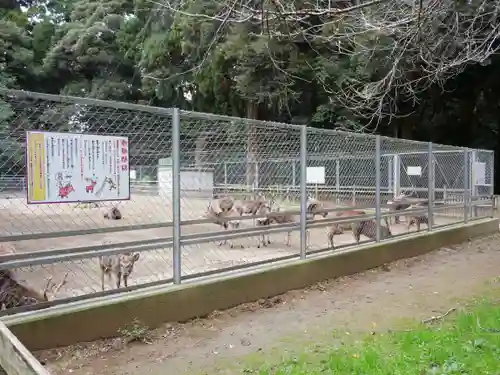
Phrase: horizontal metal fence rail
[{"left": 0, "top": 88, "right": 495, "bottom": 316}]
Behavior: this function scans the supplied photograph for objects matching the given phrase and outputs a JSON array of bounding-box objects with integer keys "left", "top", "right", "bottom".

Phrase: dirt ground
[
  {"left": 36, "top": 231, "right": 500, "bottom": 375},
  {"left": 1, "top": 193, "right": 463, "bottom": 299}
]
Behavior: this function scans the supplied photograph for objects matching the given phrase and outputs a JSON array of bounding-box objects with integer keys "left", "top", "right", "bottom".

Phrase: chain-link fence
[{"left": 0, "top": 89, "right": 495, "bottom": 315}]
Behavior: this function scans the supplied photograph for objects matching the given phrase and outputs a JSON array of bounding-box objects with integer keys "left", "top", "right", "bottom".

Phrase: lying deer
[
  {"left": 0, "top": 270, "right": 68, "bottom": 310},
  {"left": 352, "top": 220, "right": 392, "bottom": 244},
  {"left": 99, "top": 253, "right": 140, "bottom": 291},
  {"left": 104, "top": 206, "right": 122, "bottom": 220}
]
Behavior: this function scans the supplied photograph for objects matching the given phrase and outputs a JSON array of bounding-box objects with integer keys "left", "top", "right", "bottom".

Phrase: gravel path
[{"left": 39, "top": 232, "right": 500, "bottom": 375}]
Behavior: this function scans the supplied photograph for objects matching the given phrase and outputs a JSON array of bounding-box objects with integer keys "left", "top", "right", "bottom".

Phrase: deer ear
[{"left": 133, "top": 253, "right": 140, "bottom": 262}]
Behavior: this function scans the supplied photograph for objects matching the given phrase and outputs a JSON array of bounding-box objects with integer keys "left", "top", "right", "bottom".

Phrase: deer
[
  {"left": 352, "top": 220, "right": 392, "bottom": 244},
  {"left": 259, "top": 210, "right": 315, "bottom": 248},
  {"left": 239, "top": 194, "right": 269, "bottom": 227},
  {"left": 99, "top": 253, "right": 140, "bottom": 291},
  {"left": 327, "top": 224, "right": 345, "bottom": 249},
  {"left": 404, "top": 204, "right": 429, "bottom": 232},
  {"left": 0, "top": 270, "right": 68, "bottom": 310},
  {"left": 254, "top": 200, "right": 281, "bottom": 248},
  {"left": 306, "top": 198, "right": 331, "bottom": 219},
  {"left": 206, "top": 197, "right": 244, "bottom": 249},
  {"left": 104, "top": 206, "right": 122, "bottom": 220},
  {"left": 387, "top": 192, "right": 429, "bottom": 224}
]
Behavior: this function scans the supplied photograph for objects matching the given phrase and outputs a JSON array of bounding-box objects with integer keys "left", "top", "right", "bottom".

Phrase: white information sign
[
  {"left": 130, "top": 169, "right": 137, "bottom": 180},
  {"left": 306, "top": 166, "right": 325, "bottom": 184},
  {"left": 26, "top": 131, "right": 130, "bottom": 204},
  {"left": 473, "top": 162, "right": 486, "bottom": 185},
  {"left": 407, "top": 166, "right": 422, "bottom": 176}
]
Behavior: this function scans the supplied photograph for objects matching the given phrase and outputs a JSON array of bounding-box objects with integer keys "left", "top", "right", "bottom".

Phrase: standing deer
[
  {"left": 254, "top": 200, "right": 281, "bottom": 248},
  {"left": 405, "top": 205, "right": 429, "bottom": 232},
  {"left": 325, "top": 209, "right": 366, "bottom": 249},
  {"left": 306, "top": 198, "right": 330, "bottom": 219},
  {"left": 99, "top": 253, "right": 140, "bottom": 291},
  {"left": 387, "top": 192, "right": 428, "bottom": 224},
  {"left": 261, "top": 210, "right": 313, "bottom": 248},
  {"left": 206, "top": 197, "right": 244, "bottom": 248}
]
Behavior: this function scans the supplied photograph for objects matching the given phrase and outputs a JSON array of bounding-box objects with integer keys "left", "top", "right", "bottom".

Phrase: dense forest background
[{"left": 0, "top": 0, "right": 499, "bottom": 191}]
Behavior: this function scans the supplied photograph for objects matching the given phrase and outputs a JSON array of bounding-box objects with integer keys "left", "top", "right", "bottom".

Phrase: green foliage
[
  {"left": 250, "top": 300, "right": 500, "bottom": 374},
  {"left": 0, "top": 0, "right": 499, "bottom": 188},
  {"left": 118, "top": 318, "right": 152, "bottom": 344}
]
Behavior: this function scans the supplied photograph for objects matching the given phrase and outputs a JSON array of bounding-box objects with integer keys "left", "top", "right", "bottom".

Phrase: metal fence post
[
  {"left": 172, "top": 108, "right": 182, "bottom": 284},
  {"left": 427, "top": 142, "right": 434, "bottom": 231},
  {"left": 464, "top": 148, "right": 470, "bottom": 224},
  {"left": 490, "top": 151, "right": 495, "bottom": 217},
  {"left": 375, "top": 135, "right": 381, "bottom": 242},
  {"left": 299, "top": 126, "right": 308, "bottom": 259}
]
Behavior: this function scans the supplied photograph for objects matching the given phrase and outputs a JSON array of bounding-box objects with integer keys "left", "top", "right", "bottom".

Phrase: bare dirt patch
[{"left": 37, "top": 232, "right": 500, "bottom": 375}]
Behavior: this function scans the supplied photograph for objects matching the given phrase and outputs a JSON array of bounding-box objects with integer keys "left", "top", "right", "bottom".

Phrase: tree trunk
[{"left": 246, "top": 102, "right": 259, "bottom": 195}]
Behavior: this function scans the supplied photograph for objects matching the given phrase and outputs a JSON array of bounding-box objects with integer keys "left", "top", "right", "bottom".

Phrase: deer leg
[
  {"left": 286, "top": 231, "right": 291, "bottom": 247},
  {"left": 416, "top": 220, "right": 421, "bottom": 232},
  {"left": 116, "top": 272, "right": 122, "bottom": 289},
  {"left": 328, "top": 231, "right": 334, "bottom": 249},
  {"left": 101, "top": 270, "right": 105, "bottom": 291},
  {"left": 383, "top": 217, "right": 390, "bottom": 228},
  {"left": 258, "top": 234, "right": 267, "bottom": 248},
  {"left": 123, "top": 275, "right": 128, "bottom": 288}
]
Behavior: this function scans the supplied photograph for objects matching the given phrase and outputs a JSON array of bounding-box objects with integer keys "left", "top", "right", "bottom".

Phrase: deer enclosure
[{"left": 0, "top": 89, "right": 494, "bottom": 313}]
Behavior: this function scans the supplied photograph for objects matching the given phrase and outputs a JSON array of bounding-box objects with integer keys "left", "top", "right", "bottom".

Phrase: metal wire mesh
[
  {"left": 0, "top": 90, "right": 174, "bottom": 239},
  {"left": 0, "top": 88, "right": 495, "bottom": 313},
  {"left": 177, "top": 111, "right": 302, "bottom": 277}
]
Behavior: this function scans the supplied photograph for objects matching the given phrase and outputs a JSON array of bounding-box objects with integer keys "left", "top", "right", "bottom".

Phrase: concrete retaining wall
[
  {"left": 0, "top": 322, "right": 49, "bottom": 375},
  {"left": 4, "top": 218, "right": 498, "bottom": 352}
]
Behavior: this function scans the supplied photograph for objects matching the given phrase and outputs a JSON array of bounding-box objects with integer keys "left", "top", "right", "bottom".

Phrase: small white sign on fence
[
  {"left": 473, "top": 162, "right": 486, "bottom": 185},
  {"left": 130, "top": 170, "right": 137, "bottom": 180},
  {"left": 407, "top": 166, "right": 422, "bottom": 176},
  {"left": 306, "top": 166, "right": 325, "bottom": 184}
]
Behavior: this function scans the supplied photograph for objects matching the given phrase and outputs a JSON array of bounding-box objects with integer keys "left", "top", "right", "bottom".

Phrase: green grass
[{"left": 247, "top": 299, "right": 500, "bottom": 375}]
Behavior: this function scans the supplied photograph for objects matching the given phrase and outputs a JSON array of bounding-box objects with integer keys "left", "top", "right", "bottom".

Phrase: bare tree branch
[{"left": 151, "top": 0, "right": 500, "bottom": 127}]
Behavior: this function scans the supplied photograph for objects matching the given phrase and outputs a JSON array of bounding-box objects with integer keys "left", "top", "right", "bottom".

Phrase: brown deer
[
  {"left": 327, "top": 225, "right": 345, "bottom": 249},
  {"left": 405, "top": 205, "right": 429, "bottom": 232},
  {"left": 261, "top": 210, "right": 314, "bottom": 248},
  {"left": 104, "top": 206, "right": 122, "bottom": 220},
  {"left": 352, "top": 220, "right": 392, "bottom": 244},
  {"left": 327, "top": 209, "right": 367, "bottom": 249},
  {"left": 0, "top": 270, "right": 68, "bottom": 310},
  {"left": 254, "top": 201, "right": 281, "bottom": 248},
  {"left": 99, "top": 253, "right": 140, "bottom": 291},
  {"left": 206, "top": 198, "right": 244, "bottom": 248},
  {"left": 306, "top": 198, "right": 331, "bottom": 219}
]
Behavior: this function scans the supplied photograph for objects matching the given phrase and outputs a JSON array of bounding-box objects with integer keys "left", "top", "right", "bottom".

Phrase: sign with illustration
[{"left": 26, "top": 131, "right": 130, "bottom": 204}]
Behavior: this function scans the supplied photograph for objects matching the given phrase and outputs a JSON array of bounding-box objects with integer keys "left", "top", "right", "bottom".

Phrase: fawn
[{"left": 99, "top": 253, "right": 140, "bottom": 291}]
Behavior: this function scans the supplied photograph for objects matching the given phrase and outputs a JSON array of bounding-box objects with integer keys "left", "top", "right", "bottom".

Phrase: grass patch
[{"left": 248, "top": 299, "right": 500, "bottom": 374}]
